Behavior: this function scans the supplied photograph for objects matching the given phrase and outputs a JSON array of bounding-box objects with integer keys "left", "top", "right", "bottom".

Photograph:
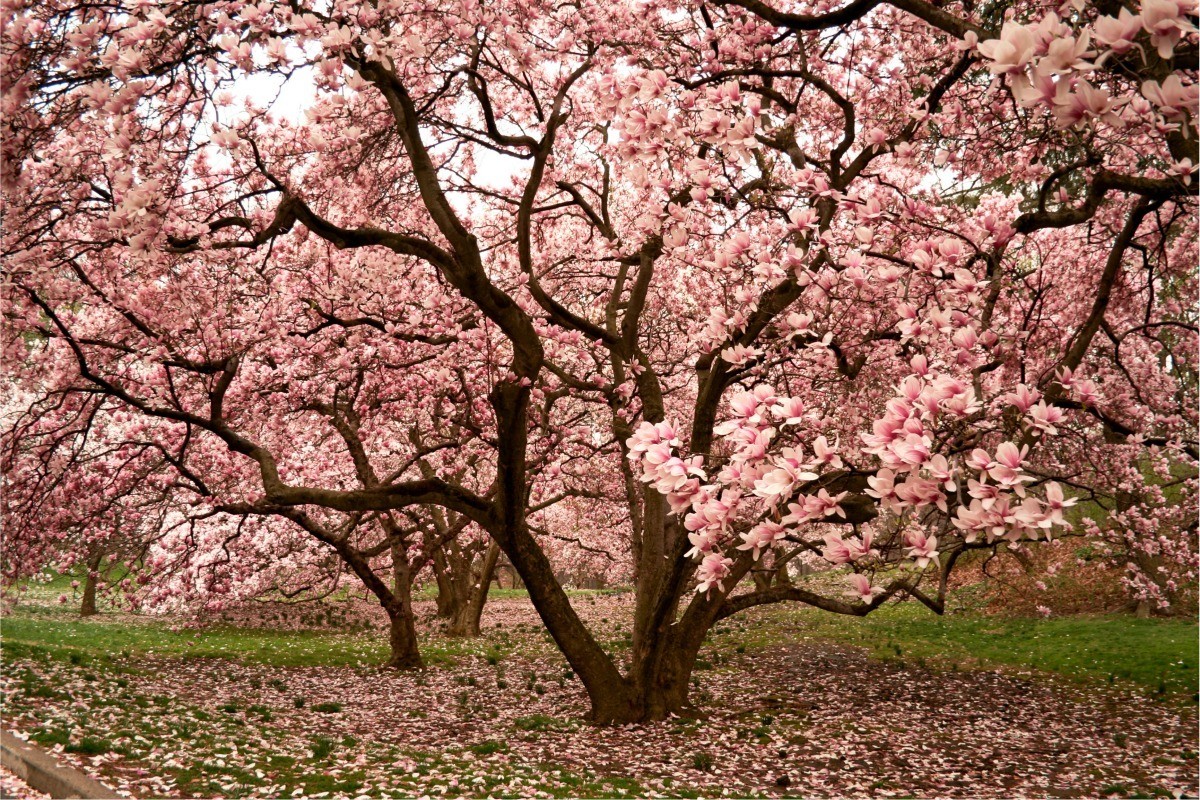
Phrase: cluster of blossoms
[
  {"left": 973, "top": 1, "right": 1198, "bottom": 144},
  {"left": 628, "top": 359, "right": 1085, "bottom": 596}
]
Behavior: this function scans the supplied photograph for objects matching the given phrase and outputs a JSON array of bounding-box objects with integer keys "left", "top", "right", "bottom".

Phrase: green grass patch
[
  {"left": 514, "top": 714, "right": 569, "bottom": 732},
  {"left": 777, "top": 604, "right": 1198, "bottom": 698},
  {"left": 1, "top": 612, "right": 388, "bottom": 668},
  {"left": 311, "top": 702, "right": 342, "bottom": 713},
  {"left": 65, "top": 736, "right": 115, "bottom": 755}
]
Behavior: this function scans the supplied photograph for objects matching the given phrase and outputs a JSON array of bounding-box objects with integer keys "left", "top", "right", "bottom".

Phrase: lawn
[
  {"left": 779, "top": 603, "right": 1199, "bottom": 698},
  {"left": 6, "top": 592, "right": 1196, "bottom": 698},
  {"left": 1, "top": 608, "right": 513, "bottom": 670}
]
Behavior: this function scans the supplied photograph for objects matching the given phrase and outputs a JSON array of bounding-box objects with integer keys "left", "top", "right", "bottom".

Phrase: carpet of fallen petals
[
  {"left": 3, "top": 595, "right": 1196, "bottom": 799},
  {"left": 0, "top": 765, "right": 51, "bottom": 800}
]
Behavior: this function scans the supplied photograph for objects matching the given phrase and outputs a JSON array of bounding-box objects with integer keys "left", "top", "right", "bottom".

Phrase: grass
[
  {"left": 730, "top": 603, "right": 1199, "bottom": 699},
  {"left": 5, "top": 586, "right": 1196, "bottom": 701},
  {"left": 2, "top": 613, "right": 388, "bottom": 668},
  {"left": 0, "top": 605, "right": 511, "bottom": 669}
]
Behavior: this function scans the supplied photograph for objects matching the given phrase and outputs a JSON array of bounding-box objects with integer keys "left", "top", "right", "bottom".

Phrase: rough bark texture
[
  {"left": 385, "top": 540, "right": 424, "bottom": 669},
  {"left": 447, "top": 541, "right": 500, "bottom": 637},
  {"left": 433, "top": 540, "right": 501, "bottom": 637},
  {"left": 385, "top": 606, "right": 423, "bottom": 669},
  {"left": 79, "top": 551, "right": 103, "bottom": 617}
]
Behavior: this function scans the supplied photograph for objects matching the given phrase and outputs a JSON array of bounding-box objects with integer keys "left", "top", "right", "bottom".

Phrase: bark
[
  {"left": 491, "top": 515, "right": 637, "bottom": 722},
  {"left": 432, "top": 549, "right": 455, "bottom": 619},
  {"left": 79, "top": 550, "right": 103, "bottom": 617},
  {"left": 386, "top": 606, "right": 423, "bottom": 669},
  {"left": 385, "top": 540, "right": 423, "bottom": 669},
  {"left": 445, "top": 540, "right": 500, "bottom": 637}
]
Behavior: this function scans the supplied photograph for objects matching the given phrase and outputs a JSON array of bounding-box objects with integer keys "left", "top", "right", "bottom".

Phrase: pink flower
[
  {"left": 696, "top": 552, "right": 734, "bottom": 594},
  {"left": 1075, "top": 378, "right": 1100, "bottom": 406},
  {"left": 772, "top": 396, "right": 807, "bottom": 425},
  {"left": 993, "top": 441, "right": 1027, "bottom": 469},
  {"left": 924, "top": 454, "right": 957, "bottom": 491},
  {"left": 967, "top": 478, "right": 1002, "bottom": 509},
  {"left": 1141, "top": 75, "right": 1200, "bottom": 118},
  {"left": 904, "top": 531, "right": 940, "bottom": 569},
  {"left": 211, "top": 127, "right": 241, "bottom": 149},
  {"left": 753, "top": 461, "right": 818, "bottom": 502},
  {"left": 1026, "top": 400, "right": 1064, "bottom": 434},
  {"left": 810, "top": 435, "right": 843, "bottom": 469},
  {"left": 1007, "top": 384, "right": 1041, "bottom": 412},
  {"left": 788, "top": 207, "right": 818, "bottom": 231},
  {"left": 1042, "top": 481, "right": 1077, "bottom": 526},
  {"left": 1140, "top": 0, "right": 1195, "bottom": 58},
  {"left": 978, "top": 22, "right": 1038, "bottom": 74},
  {"left": 891, "top": 433, "right": 931, "bottom": 466},
  {"left": 807, "top": 488, "right": 848, "bottom": 519},
  {"left": 1012, "top": 64, "right": 1061, "bottom": 108},
  {"left": 845, "top": 530, "right": 877, "bottom": 561},
  {"left": 951, "top": 326, "right": 978, "bottom": 350},
  {"left": 895, "top": 475, "right": 948, "bottom": 512},
  {"left": 1053, "top": 80, "right": 1127, "bottom": 129},
  {"left": 849, "top": 573, "right": 883, "bottom": 604},
  {"left": 1093, "top": 8, "right": 1143, "bottom": 54},
  {"left": 1041, "top": 33, "right": 1093, "bottom": 74},
  {"left": 989, "top": 442, "right": 1033, "bottom": 491},
  {"left": 865, "top": 468, "right": 898, "bottom": 505},
  {"left": 964, "top": 448, "right": 993, "bottom": 472},
  {"left": 720, "top": 344, "right": 759, "bottom": 367},
  {"left": 822, "top": 533, "right": 853, "bottom": 564},
  {"left": 685, "top": 527, "right": 719, "bottom": 559},
  {"left": 738, "top": 521, "right": 788, "bottom": 560}
]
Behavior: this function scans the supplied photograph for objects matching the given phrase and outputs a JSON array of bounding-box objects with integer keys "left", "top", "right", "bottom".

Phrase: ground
[
  {"left": 1, "top": 585, "right": 1196, "bottom": 799},
  {"left": 0, "top": 766, "right": 49, "bottom": 800}
]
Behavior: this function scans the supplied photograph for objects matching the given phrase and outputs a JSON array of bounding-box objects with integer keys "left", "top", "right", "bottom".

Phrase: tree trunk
[
  {"left": 80, "top": 551, "right": 103, "bottom": 617},
  {"left": 445, "top": 540, "right": 500, "bottom": 637},
  {"left": 751, "top": 568, "right": 772, "bottom": 593},
  {"left": 590, "top": 629, "right": 702, "bottom": 724},
  {"left": 386, "top": 542, "right": 424, "bottom": 669},
  {"left": 386, "top": 606, "right": 423, "bottom": 669},
  {"left": 432, "top": 550, "right": 455, "bottom": 619}
]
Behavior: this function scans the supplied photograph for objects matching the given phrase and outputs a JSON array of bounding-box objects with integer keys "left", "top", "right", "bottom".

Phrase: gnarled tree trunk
[
  {"left": 445, "top": 540, "right": 500, "bottom": 637},
  {"left": 385, "top": 539, "right": 423, "bottom": 668},
  {"left": 80, "top": 550, "right": 103, "bottom": 617},
  {"left": 432, "top": 539, "right": 501, "bottom": 637}
]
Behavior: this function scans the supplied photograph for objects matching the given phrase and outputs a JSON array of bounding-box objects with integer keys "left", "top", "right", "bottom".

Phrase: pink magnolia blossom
[
  {"left": 904, "top": 531, "right": 940, "bottom": 569},
  {"left": 695, "top": 552, "right": 734, "bottom": 593},
  {"left": 1140, "top": 0, "right": 1197, "bottom": 58},
  {"left": 848, "top": 573, "right": 883, "bottom": 603},
  {"left": 978, "top": 22, "right": 1038, "bottom": 74},
  {"left": 1141, "top": 75, "right": 1200, "bottom": 118},
  {"left": 1027, "top": 401, "right": 1065, "bottom": 434},
  {"left": 1094, "top": 9, "right": 1144, "bottom": 54}
]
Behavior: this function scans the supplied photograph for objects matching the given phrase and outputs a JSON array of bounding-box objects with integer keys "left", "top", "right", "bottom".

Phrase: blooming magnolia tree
[{"left": 2, "top": 0, "right": 1196, "bottom": 722}]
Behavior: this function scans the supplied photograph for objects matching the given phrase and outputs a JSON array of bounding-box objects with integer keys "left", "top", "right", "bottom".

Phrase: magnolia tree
[
  {"left": 0, "top": 391, "right": 183, "bottom": 613},
  {"left": 2, "top": 0, "right": 1196, "bottom": 723}
]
